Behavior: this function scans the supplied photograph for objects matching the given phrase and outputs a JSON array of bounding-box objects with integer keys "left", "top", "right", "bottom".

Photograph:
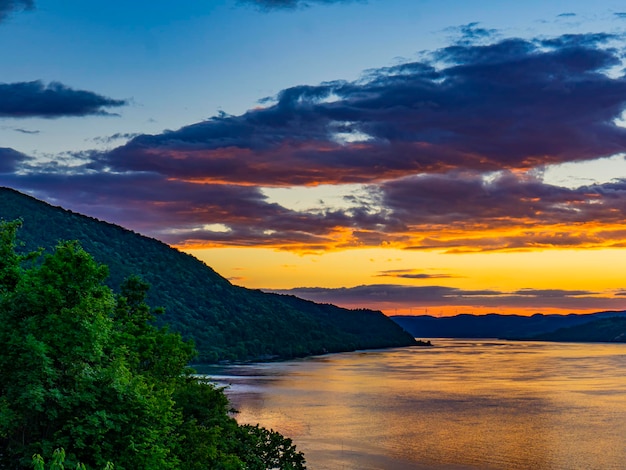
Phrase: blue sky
[
  {"left": 3, "top": 0, "right": 625, "bottom": 154},
  {"left": 4, "top": 0, "right": 626, "bottom": 315}
]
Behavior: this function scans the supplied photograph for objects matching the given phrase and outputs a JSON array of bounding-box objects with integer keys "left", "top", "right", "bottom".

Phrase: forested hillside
[
  {"left": 0, "top": 221, "right": 306, "bottom": 469},
  {"left": 0, "top": 187, "right": 416, "bottom": 362}
]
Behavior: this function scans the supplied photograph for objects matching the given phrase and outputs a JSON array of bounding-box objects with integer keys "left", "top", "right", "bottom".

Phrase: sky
[{"left": 3, "top": 0, "right": 626, "bottom": 316}]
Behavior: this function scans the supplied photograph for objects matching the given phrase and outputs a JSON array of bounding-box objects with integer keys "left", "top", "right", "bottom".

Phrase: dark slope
[
  {"left": 0, "top": 187, "right": 417, "bottom": 362},
  {"left": 392, "top": 311, "right": 626, "bottom": 340},
  {"left": 531, "top": 316, "right": 626, "bottom": 342}
]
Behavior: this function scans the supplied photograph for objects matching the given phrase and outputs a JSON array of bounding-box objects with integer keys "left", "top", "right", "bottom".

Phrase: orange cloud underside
[{"left": 174, "top": 221, "right": 626, "bottom": 253}]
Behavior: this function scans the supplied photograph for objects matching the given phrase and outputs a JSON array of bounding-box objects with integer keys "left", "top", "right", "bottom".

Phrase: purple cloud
[
  {"left": 1, "top": 170, "right": 364, "bottom": 249},
  {"left": 269, "top": 284, "right": 621, "bottom": 311},
  {"left": 379, "top": 170, "right": 618, "bottom": 227},
  {"left": 6, "top": 157, "right": 626, "bottom": 251}
]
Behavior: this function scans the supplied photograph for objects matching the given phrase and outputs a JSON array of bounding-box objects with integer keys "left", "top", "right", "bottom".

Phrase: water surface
[{"left": 205, "top": 339, "right": 626, "bottom": 469}]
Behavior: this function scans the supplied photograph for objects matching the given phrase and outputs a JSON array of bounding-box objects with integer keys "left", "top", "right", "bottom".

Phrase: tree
[
  {"left": 0, "top": 236, "right": 182, "bottom": 469},
  {"left": 31, "top": 448, "right": 114, "bottom": 470},
  {"left": 0, "top": 221, "right": 306, "bottom": 469}
]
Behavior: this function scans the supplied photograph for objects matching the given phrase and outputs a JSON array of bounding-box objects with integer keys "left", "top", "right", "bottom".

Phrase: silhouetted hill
[
  {"left": 0, "top": 187, "right": 417, "bottom": 362},
  {"left": 391, "top": 311, "right": 626, "bottom": 340},
  {"left": 531, "top": 316, "right": 626, "bottom": 342}
]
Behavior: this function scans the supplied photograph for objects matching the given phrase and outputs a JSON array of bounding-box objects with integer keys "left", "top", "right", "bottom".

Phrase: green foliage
[
  {"left": 172, "top": 378, "right": 305, "bottom": 470},
  {"left": 31, "top": 448, "right": 113, "bottom": 470},
  {"left": 0, "top": 222, "right": 306, "bottom": 469},
  {"left": 0, "top": 187, "right": 417, "bottom": 363},
  {"left": 233, "top": 425, "right": 307, "bottom": 470}
]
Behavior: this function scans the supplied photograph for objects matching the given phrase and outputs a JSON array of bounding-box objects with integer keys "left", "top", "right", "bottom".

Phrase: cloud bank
[
  {"left": 4, "top": 31, "right": 626, "bottom": 255},
  {"left": 270, "top": 284, "right": 625, "bottom": 312},
  {"left": 97, "top": 33, "right": 626, "bottom": 188}
]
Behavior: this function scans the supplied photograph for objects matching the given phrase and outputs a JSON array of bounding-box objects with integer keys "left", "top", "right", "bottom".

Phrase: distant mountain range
[
  {"left": 392, "top": 311, "right": 626, "bottom": 343},
  {"left": 0, "top": 187, "right": 417, "bottom": 362}
]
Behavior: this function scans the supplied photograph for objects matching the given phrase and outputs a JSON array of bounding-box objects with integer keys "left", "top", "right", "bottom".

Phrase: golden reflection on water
[{"left": 206, "top": 340, "right": 626, "bottom": 470}]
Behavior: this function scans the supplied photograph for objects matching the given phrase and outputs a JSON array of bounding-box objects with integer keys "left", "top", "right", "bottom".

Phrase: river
[{"left": 203, "top": 339, "right": 626, "bottom": 469}]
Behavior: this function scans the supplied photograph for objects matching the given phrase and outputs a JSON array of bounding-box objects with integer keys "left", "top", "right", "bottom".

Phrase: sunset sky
[{"left": 3, "top": 0, "right": 626, "bottom": 315}]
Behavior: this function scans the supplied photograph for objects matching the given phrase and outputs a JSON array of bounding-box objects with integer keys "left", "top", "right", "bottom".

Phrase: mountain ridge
[
  {"left": 392, "top": 310, "right": 626, "bottom": 342},
  {"left": 0, "top": 186, "right": 417, "bottom": 362}
]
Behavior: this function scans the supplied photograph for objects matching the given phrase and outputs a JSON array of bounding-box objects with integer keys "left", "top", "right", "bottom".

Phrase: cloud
[
  {"left": 7, "top": 156, "right": 626, "bottom": 252},
  {"left": 1, "top": 169, "right": 369, "bottom": 249},
  {"left": 239, "top": 0, "right": 362, "bottom": 10},
  {"left": 380, "top": 170, "right": 612, "bottom": 226},
  {"left": 445, "top": 22, "right": 498, "bottom": 45},
  {"left": 0, "top": 81, "right": 127, "bottom": 118},
  {"left": 376, "top": 269, "right": 457, "bottom": 279},
  {"left": 0, "top": 0, "right": 33, "bottom": 22},
  {"left": 512, "top": 288, "right": 594, "bottom": 297},
  {"left": 13, "top": 128, "right": 40, "bottom": 135},
  {"left": 0, "top": 147, "right": 30, "bottom": 173},
  {"left": 362, "top": 170, "right": 626, "bottom": 252},
  {"left": 269, "top": 284, "right": 623, "bottom": 311},
  {"left": 91, "top": 132, "right": 142, "bottom": 145},
  {"left": 5, "top": 31, "right": 626, "bottom": 253},
  {"left": 97, "top": 32, "right": 626, "bottom": 187}
]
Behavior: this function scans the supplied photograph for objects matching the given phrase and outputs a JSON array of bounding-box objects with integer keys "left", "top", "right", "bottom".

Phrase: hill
[
  {"left": 0, "top": 187, "right": 417, "bottom": 362},
  {"left": 391, "top": 311, "right": 626, "bottom": 341},
  {"left": 531, "top": 316, "right": 626, "bottom": 342}
]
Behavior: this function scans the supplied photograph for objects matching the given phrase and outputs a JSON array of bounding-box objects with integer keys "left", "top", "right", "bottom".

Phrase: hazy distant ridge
[{"left": 392, "top": 311, "right": 626, "bottom": 342}]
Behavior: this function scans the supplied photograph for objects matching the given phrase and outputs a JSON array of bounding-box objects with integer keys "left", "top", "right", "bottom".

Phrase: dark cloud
[
  {"left": 98, "top": 32, "right": 626, "bottom": 186},
  {"left": 271, "top": 284, "right": 489, "bottom": 305},
  {"left": 614, "top": 12, "right": 626, "bottom": 19},
  {"left": 380, "top": 170, "right": 615, "bottom": 226},
  {"left": 0, "top": 81, "right": 127, "bottom": 118},
  {"left": 376, "top": 269, "right": 457, "bottom": 280},
  {"left": 512, "top": 288, "right": 593, "bottom": 297},
  {"left": 269, "top": 284, "right": 621, "bottom": 311},
  {"left": 13, "top": 128, "right": 40, "bottom": 134},
  {"left": 240, "top": 0, "right": 362, "bottom": 10},
  {"left": 0, "top": 0, "right": 33, "bottom": 22},
  {"left": 557, "top": 12, "right": 577, "bottom": 18},
  {"left": 0, "top": 147, "right": 30, "bottom": 173}
]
